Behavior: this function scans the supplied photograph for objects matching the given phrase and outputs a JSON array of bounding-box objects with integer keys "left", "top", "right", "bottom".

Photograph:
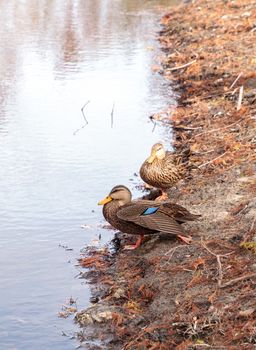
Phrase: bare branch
[
  {"left": 242, "top": 216, "right": 256, "bottom": 243},
  {"left": 216, "top": 255, "right": 223, "bottom": 287},
  {"left": 73, "top": 100, "right": 90, "bottom": 135},
  {"left": 173, "top": 125, "right": 202, "bottom": 131},
  {"left": 159, "top": 245, "right": 190, "bottom": 267},
  {"left": 250, "top": 217, "right": 256, "bottom": 232},
  {"left": 198, "top": 151, "right": 228, "bottom": 169},
  {"left": 149, "top": 115, "right": 157, "bottom": 133},
  {"left": 220, "top": 273, "right": 256, "bottom": 289},
  {"left": 236, "top": 85, "right": 244, "bottom": 111},
  {"left": 201, "top": 240, "right": 234, "bottom": 287},
  {"left": 81, "top": 100, "right": 90, "bottom": 123},
  {"left": 111, "top": 102, "right": 115, "bottom": 128},
  {"left": 167, "top": 59, "right": 196, "bottom": 72},
  {"left": 229, "top": 72, "right": 242, "bottom": 90},
  {"left": 195, "top": 118, "right": 242, "bottom": 138}
]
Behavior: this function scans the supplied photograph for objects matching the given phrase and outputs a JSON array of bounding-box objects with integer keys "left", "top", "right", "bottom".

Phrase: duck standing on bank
[
  {"left": 98, "top": 185, "right": 199, "bottom": 249},
  {"left": 140, "top": 142, "right": 188, "bottom": 200}
]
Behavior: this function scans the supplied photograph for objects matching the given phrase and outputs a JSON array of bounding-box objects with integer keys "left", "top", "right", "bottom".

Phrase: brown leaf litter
[{"left": 73, "top": 1, "right": 256, "bottom": 349}]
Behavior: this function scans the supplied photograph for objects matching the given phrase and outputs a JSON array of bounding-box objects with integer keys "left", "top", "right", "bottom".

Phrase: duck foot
[
  {"left": 177, "top": 235, "right": 192, "bottom": 244},
  {"left": 123, "top": 235, "right": 145, "bottom": 250}
]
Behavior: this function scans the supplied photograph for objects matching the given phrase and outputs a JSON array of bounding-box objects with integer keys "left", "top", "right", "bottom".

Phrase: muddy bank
[{"left": 74, "top": 1, "right": 256, "bottom": 349}]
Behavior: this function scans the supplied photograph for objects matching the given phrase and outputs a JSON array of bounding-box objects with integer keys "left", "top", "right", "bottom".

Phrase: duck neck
[{"left": 103, "top": 200, "right": 121, "bottom": 227}]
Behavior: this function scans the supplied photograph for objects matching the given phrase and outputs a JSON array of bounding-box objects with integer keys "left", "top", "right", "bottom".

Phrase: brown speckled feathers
[
  {"left": 101, "top": 187, "right": 199, "bottom": 238},
  {"left": 140, "top": 152, "right": 185, "bottom": 189}
]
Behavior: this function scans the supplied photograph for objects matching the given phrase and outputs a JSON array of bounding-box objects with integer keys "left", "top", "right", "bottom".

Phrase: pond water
[{"left": 0, "top": 0, "right": 178, "bottom": 349}]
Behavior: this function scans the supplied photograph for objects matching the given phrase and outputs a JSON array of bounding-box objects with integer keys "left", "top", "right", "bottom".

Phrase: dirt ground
[{"left": 72, "top": 1, "right": 256, "bottom": 349}]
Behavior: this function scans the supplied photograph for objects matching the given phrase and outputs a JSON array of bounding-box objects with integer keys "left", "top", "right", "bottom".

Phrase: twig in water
[
  {"left": 149, "top": 115, "right": 157, "bottom": 133},
  {"left": 111, "top": 102, "right": 115, "bottom": 128},
  {"left": 81, "top": 100, "right": 90, "bottom": 122},
  {"left": 73, "top": 100, "right": 90, "bottom": 135},
  {"left": 236, "top": 86, "right": 244, "bottom": 111},
  {"left": 167, "top": 59, "right": 197, "bottom": 72},
  {"left": 229, "top": 72, "right": 242, "bottom": 90},
  {"left": 152, "top": 121, "right": 157, "bottom": 133}
]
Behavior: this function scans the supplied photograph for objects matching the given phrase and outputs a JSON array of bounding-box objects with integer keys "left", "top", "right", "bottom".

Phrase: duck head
[
  {"left": 98, "top": 185, "right": 132, "bottom": 206},
  {"left": 147, "top": 142, "right": 166, "bottom": 163}
]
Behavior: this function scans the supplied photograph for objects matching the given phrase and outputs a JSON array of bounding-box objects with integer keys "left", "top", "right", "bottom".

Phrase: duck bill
[
  {"left": 98, "top": 196, "right": 112, "bottom": 205},
  {"left": 147, "top": 154, "right": 156, "bottom": 163}
]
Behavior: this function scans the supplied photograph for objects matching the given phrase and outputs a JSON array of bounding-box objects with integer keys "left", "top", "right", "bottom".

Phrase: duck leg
[
  {"left": 123, "top": 235, "right": 145, "bottom": 250},
  {"left": 155, "top": 190, "right": 169, "bottom": 201},
  {"left": 177, "top": 235, "right": 192, "bottom": 244}
]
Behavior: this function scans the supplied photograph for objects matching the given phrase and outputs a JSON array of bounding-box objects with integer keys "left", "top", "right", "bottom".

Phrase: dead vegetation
[{"left": 73, "top": 0, "right": 256, "bottom": 349}]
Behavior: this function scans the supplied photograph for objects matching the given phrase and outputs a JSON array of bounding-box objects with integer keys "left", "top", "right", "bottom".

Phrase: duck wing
[
  {"left": 134, "top": 199, "right": 200, "bottom": 223},
  {"left": 117, "top": 202, "right": 185, "bottom": 236},
  {"left": 160, "top": 202, "right": 201, "bottom": 222}
]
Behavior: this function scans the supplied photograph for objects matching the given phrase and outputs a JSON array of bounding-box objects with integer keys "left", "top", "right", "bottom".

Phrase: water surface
[{"left": 0, "top": 0, "right": 178, "bottom": 349}]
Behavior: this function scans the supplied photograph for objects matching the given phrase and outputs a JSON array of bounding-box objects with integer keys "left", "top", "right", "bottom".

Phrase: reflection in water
[{"left": 0, "top": 0, "right": 177, "bottom": 349}]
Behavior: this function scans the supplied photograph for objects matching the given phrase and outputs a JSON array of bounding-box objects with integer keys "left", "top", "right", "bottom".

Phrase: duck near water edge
[
  {"left": 98, "top": 185, "right": 200, "bottom": 250},
  {"left": 140, "top": 142, "right": 189, "bottom": 200}
]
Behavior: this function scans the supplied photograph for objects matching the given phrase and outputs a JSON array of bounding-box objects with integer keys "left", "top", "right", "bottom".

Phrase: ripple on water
[{"left": 0, "top": 0, "right": 176, "bottom": 349}]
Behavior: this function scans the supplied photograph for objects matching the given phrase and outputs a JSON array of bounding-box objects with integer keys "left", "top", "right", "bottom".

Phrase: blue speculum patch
[{"left": 142, "top": 207, "right": 159, "bottom": 215}]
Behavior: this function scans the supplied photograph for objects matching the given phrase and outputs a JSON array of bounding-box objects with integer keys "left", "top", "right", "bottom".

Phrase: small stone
[
  {"left": 251, "top": 264, "right": 256, "bottom": 271},
  {"left": 75, "top": 304, "right": 116, "bottom": 326},
  {"left": 113, "top": 288, "right": 126, "bottom": 299}
]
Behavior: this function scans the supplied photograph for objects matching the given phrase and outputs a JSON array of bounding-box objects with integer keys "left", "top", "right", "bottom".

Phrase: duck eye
[{"left": 111, "top": 188, "right": 121, "bottom": 194}]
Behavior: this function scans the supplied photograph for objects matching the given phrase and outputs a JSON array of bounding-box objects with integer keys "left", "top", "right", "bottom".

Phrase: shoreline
[{"left": 75, "top": 1, "right": 256, "bottom": 349}]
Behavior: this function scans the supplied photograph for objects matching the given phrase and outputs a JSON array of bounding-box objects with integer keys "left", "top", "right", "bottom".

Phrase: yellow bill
[
  {"left": 98, "top": 196, "right": 112, "bottom": 205},
  {"left": 147, "top": 154, "right": 156, "bottom": 163}
]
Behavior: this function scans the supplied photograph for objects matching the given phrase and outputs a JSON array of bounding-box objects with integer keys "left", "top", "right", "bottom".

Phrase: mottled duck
[
  {"left": 98, "top": 185, "right": 199, "bottom": 249},
  {"left": 140, "top": 142, "right": 188, "bottom": 200}
]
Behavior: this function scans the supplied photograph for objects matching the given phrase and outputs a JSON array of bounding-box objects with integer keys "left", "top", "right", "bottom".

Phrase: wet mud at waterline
[{"left": 75, "top": 0, "right": 256, "bottom": 349}]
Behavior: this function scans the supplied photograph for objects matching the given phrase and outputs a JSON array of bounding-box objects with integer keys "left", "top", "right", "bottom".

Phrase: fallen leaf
[{"left": 192, "top": 257, "right": 205, "bottom": 270}]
